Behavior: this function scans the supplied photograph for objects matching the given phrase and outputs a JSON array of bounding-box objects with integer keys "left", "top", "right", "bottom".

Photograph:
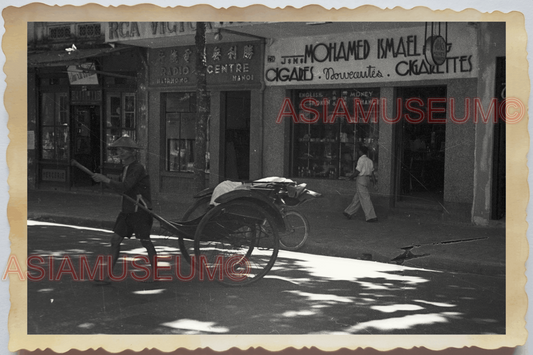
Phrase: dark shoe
[
  {"left": 343, "top": 212, "right": 352, "bottom": 220},
  {"left": 366, "top": 218, "right": 378, "bottom": 223}
]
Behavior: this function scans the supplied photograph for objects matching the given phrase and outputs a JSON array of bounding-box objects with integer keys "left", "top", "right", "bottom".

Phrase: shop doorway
[
  {"left": 223, "top": 91, "right": 251, "bottom": 180},
  {"left": 71, "top": 105, "right": 101, "bottom": 187},
  {"left": 396, "top": 86, "right": 447, "bottom": 204},
  {"left": 491, "top": 57, "right": 506, "bottom": 220}
]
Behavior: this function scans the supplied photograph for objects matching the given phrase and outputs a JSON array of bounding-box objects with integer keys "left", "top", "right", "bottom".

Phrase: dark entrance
[
  {"left": 491, "top": 57, "right": 506, "bottom": 220},
  {"left": 71, "top": 105, "right": 101, "bottom": 186},
  {"left": 223, "top": 91, "right": 251, "bottom": 180},
  {"left": 395, "top": 86, "right": 447, "bottom": 204}
]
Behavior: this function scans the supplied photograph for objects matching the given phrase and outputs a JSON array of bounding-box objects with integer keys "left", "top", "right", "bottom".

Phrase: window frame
[
  {"left": 163, "top": 92, "right": 197, "bottom": 173},
  {"left": 39, "top": 92, "right": 70, "bottom": 162},
  {"left": 291, "top": 88, "right": 380, "bottom": 180},
  {"left": 105, "top": 92, "right": 136, "bottom": 165}
]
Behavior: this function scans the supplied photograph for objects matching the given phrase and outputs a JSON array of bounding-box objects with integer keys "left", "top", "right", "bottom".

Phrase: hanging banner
[{"left": 67, "top": 63, "right": 99, "bottom": 85}]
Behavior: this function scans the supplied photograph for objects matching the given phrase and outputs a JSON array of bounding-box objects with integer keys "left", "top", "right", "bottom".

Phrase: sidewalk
[{"left": 26, "top": 188, "right": 506, "bottom": 277}]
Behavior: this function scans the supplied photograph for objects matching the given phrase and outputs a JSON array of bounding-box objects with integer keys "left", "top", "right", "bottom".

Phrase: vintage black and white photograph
[{"left": 5, "top": 3, "right": 529, "bottom": 353}]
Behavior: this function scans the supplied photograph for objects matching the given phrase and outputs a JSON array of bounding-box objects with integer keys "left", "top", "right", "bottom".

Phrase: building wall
[
  {"left": 471, "top": 22, "right": 506, "bottom": 225},
  {"left": 261, "top": 78, "right": 479, "bottom": 215},
  {"left": 263, "top": 86, "right": 289, "bottom": 177},
  {"left": 444, "top": 78, "right": 477, "bottom": 205},
  {"left": 27, "top": 22, "right": 505, "bottom": 223},
  {"left": 377, "top": 86, "right": 395, "bottom": 206},
  {"left": 209, "top": 90, "right": 222, "bottom": 188},
  {"left": 147, "top": 88, "right": 162, "bottom": 196},
  {"left": 249, "top": 88, "right": 264, "bottom": 181}
]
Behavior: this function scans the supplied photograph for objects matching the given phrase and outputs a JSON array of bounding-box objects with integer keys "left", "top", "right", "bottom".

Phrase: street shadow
[{"left": 27, "top": 222, "right": 505, "bottom": 335}]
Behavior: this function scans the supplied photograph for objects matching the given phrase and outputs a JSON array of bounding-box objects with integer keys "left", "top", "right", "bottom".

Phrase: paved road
[{"left": 27, "top": 221, "right": 505, "bottom": 335}]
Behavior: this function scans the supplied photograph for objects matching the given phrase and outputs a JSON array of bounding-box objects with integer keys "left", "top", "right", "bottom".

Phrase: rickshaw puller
[{"left": 91, "top": 136, "right": 157, "bottom": 284}]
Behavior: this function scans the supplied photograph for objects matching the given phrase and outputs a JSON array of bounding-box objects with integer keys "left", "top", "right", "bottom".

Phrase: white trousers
[{"left": 344, "top": 176, "right": 377, "bottom": 221}]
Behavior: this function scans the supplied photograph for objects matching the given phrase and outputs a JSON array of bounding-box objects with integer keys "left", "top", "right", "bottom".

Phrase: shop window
[
  {"left": 105, "top": 93, "right": 136, "bottom": 164},
  {"left": 165, "top": 92, "right": 197, "bottom": 173},
  {"left": 292, "top": 88, "right": 380, "bottom": 180},
  {"left": 40, "top": 92, "right": 69, "bottom": 162}
]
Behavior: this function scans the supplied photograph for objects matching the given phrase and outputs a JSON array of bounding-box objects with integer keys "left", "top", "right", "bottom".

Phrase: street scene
[
  {"left": 21, "top": 17, "right": 517, "bottom": 350},
  {"left": 27, "top": 220, "right": 504, "bottom": 335}
]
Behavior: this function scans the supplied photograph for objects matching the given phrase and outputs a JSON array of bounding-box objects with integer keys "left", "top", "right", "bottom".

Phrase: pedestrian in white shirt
[{"left": 343, "top": 146, "right": 378, "bottom": 222}]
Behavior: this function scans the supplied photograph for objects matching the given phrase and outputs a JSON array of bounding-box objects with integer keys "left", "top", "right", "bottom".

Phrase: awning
[{"left": 28, "top": 46, "right": 133, "bottom": 68}]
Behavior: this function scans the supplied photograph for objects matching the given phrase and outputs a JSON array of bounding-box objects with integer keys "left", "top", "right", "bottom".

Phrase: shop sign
[
  {"left": 265, "top": 23, "right": 476, "bottom": 85},
  {"left": 424, "top": 35, "right": 447, "bottom": 66},
  {"left": 67, "top": 63, "right": 99, "bottom": 85},
  {"left": 42, "top": 169, "right": 66, "bottom": 182},
  {"left": 105, "top": 22, "right": 249, "bottom": 42},
  {"left": 148, "top": 41, "right": 261, "bottom": 86},
  {"left": 71, "top": 90, "right": 102, "bottom": 103}
]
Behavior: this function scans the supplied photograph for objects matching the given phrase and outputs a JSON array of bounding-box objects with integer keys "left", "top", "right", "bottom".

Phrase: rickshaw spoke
[{"left": 193, "top": 200, "right": 279, "bottom": 286}]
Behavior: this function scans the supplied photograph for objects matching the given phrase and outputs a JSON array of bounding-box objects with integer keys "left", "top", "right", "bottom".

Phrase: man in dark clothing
[{"left": 91, "top": 136, "right": 157, "bottom": 283}]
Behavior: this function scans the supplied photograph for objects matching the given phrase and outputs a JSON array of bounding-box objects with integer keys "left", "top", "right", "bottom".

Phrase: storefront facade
[
  {"left": 27, "top": 21, "right": 506, "bottom": 225},
  {"left": 103, "top": 22, "right": 267, "bottom": 196},
  {"left": 260, "top": 22, "right": 505, "bottom": 224},
  {"left": 141, "top": 38, "right": 264, "bottom": 197},
  {"left": 28, "top": 22, "right": 146, "bottom": 190}
]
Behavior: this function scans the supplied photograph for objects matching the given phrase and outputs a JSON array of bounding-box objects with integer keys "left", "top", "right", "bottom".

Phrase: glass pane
[
  {"left": 181, "top": 113, "right": 196, "bottom": 139},
  {"left": 106, "top": 129, "right": 122, "bottom": 147},
  {"left": 124, "top": 95, "right": 135, "bottom": 112},
  {"left": 166, "top": 113, "right": 180, "bottom": 138},
  {"left": 168, "top": 139, "right": 179, "bottom": 171},
  {"left": 108, "top": 96, "right": 121, "bottom": 127},
  {"left": 109, "top": 115, "right": 120, "bottom": 128},
  {"left": 168, "top": 139, "right": 194, "bottom": 172},
  {"left": 59, "top": 112, "right": 69, "bottom": 126},
  {"left": 124, "top": 113, "right": 135, "bottom": 128},
  {"left": 59, "top": 94, "right": 69, "bottom": 113},
  {"left": 105, "top": 128, "right": 122, "bottom": 164},
  {"left": 41, "top": 127, "right": 55, "bottom": 160},
  {"left": 166, "top": 139, "right": 194, "bottom": 172},
  {"left": 166, "top": 92, "right": 194, "bottom": 112},
  {"left": 182, "top": 139, "right": 194, "bottom": 172},
  {"left": 42, "top": 149, "right": 54, "bottom": 160},
  {"left": 41, "top": 93, "right": 55, "bottom": 126},
  {"left": 56, "top": 127, "right": 69, "bottom": 161}
]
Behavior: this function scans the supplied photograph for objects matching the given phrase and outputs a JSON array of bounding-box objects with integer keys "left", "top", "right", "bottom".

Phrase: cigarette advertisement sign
[{"left": 264, "top": 23, "right": 478, "bottom": 85}]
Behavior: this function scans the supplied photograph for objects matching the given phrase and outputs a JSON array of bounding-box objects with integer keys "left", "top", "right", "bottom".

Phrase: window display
[
  {"left": 105, "top": 93, "right": 136, "bottom": 164},
  {"left": 292, "top": 88, "right": 380, "bottom": 180},
  {"left": 40, "top": 92, "right": 69, "bottom": 162},
  {"left": 164, "top": 92, "right": 207, "bottom": 173}
]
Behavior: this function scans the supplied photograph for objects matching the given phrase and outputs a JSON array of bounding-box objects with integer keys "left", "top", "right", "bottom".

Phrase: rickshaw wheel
[
  {"left": 178, "top": 195, "right": 212, "bottom": 263},
  {"left": 279, "top": 210, "right": 310, "bottom": 251},
  {"left": 193, "top": 199, "right": 280, "bottom": 286}
]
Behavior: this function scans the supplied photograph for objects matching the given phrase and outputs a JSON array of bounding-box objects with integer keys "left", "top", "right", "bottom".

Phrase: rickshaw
[{"left": 72, "top": 160, "right": 321, "bottom": 287}]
